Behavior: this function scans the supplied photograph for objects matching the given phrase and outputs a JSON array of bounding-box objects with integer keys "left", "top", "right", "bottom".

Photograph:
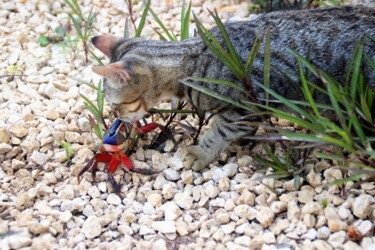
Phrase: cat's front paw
[{"left": 182, "top": 145, "right": 216, "bottom": 171}]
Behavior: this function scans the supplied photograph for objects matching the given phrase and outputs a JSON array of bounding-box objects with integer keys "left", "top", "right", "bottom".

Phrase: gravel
[{"left": 1, "top": 0, "right": 375, "bottom": 249}]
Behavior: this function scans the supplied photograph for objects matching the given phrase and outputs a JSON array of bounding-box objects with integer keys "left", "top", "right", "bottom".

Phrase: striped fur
[{"left": 92, "top": 6, "right": 375, "bottom": 170}]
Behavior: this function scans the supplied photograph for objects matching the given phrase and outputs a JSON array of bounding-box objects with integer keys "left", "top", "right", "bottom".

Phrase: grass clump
[{"left": 184, "top": 10, "right": 375, "bottom": 184}]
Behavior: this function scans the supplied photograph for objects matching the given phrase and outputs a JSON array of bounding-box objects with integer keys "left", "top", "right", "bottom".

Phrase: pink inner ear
[
  {"left": 92, "top": 62, "right": 131, "bottom": 83},
  {"left": 92, "top": 35, "right": 121, "bottom": 58}
]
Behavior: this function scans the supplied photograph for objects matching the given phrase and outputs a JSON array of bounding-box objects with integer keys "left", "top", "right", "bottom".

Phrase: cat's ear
[
  {"left": 91, "top": 35, "right": 122, "bottom": 58},
  {"left": 92, "top": 62, "right": 131, "bottom": 83}
]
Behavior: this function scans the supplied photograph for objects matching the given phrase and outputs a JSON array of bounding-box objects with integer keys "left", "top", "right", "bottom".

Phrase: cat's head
[{"left": 91, "top": 35, "right": 154, "bottom": 122}]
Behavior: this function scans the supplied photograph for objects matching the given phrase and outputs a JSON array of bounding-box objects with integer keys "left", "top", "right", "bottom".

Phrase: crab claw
[
  {"left": 120, "top": 154, "right": 134, "bottom": 170},
  {"left": 136, "top": 122, "right": 164, "bottom": 134},
  {"left": 103, "top": 118, "right": 125, "bottom": 145}
]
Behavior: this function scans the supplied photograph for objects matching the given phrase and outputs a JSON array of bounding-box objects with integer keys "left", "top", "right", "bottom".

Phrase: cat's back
[{"left": 217, "top": 6, "right": 375, "bottom": 44}]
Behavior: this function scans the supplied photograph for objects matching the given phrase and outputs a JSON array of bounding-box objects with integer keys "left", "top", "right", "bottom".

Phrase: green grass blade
[
  {"left": 180, "top": 0, "right": 191, "bottom": 40},
  {"left": 96, "top": 80, "right": 104, "bottom": 116},
  {"left": 329, "top": 174, "right": 363, "bottom": 185},
  {"left": 263, "top": 27, "right": 270, "bottom": 106},
  {"left": 80, "top": 93, "right": 100, "bottom": 115},
  {"left": 190, "top": 77, "right": 246, "bottom": 93},
  {"left": 70, "top": 77, "right": 98, "bottom": 90},
  {"left": 350, "top": 42, "right": 363, "bottom": 101},
  {"left": 89, "top": 49, "right": 104, "bottom": 65},
  {"left": 208, "top": 9, "right": 243, "bottom": 70},
  {"left": 180, "top": 79, "right": 250, "bottom": 110},
  {"left": 245, "top": 35, "right": 261, "bottom": 74},
  {"left": 262, "top": 143, "right": 285, "bottom": 170},
  {"left": 298, "top": 59, "right": 320, "bottom": 118},
  {"left": 255, "top": 82, "right": 316, "bottom": 122},
  {"left": 70, "top": 14, "right": 83, "bottom": 38},
  {"left": 326, "top": 79, "right": 348, "bottom": 132},
  {"left": 136, "top": 0, "right": 151, "bottom": 37},
  {"left": 193, "top": 13, "right": 244, "bottom": 79},
  {"left": 149, "top": 8, "right": 176, "bottom": 41}
]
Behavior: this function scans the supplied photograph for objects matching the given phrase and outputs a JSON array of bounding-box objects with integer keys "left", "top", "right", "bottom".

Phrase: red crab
[{"left": 78, "top": 119, "right": 162, "bottom": 192}]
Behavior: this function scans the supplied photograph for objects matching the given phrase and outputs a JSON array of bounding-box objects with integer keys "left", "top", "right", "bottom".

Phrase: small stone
[
  {"left": 43, "top": 172, "right": 57, "bottom": 185},
  {"left": 82, "top": 216, "right": 102, "bottom": 239},
  {"left": 152, "top": 239, "right": 167, "bottom": 250},
  {"left": 302, "top": 201, "right": 322, "bottom": 215},
  {"left": 9, "top": 125, "right": 28, "bottom": 138},
  {"left": 301, "top": 228, "right": 317, "bottom": 240},
  {"left": 238, "top": 189, "right": 255, "bottom": 206},
  {"left": 45, "top": 109, "right": 59, "bottom": 120},
  {"left": 30, "top": 151, "right": 49, "bottom": 166},
  {"left": 270, "top": 201, "right": 287, "bottom": 214},
  {"left": 215, "top": 211, "right": 230, "bottom": 224},
  {"left": 77, "top": 117, "right": 91, "bottom": 132},
  {"left": 263, "top": 232, "right": 276, "bottom": 244},
  {"left": 354, "top": 220, "right": 372, "bottom": 236},
  {"left": 8, "top": 234, "right": 32, "bottom": 249},
  {"left": 306, "top": 169, "right": 321, "bottom": 187},
  {"left": 163, "top": 140, "right": 174, "bottom": 152},
  {"left": 147, "top": 193, "right": 162, "bottom": 207},
  {"left": 328, "top": 231, "right": 346, "bottom": 249},
  {"left": 151, "top": 221, "right": 176, "bottom": 234},
  {"left": 161, "top": 202, "right": 182, "bottom": 221},
  {"left": 122, "top": 212, "right": 136, "bottom": 223},
  {"left": 28, "top": 220, "right": 50, "bottom": 234},
  {"left": 164, "top": 168, "right": 180, "bottom": 181},
  {"left": 287, "top": 200, "right": 301, "bottom": 220},
  {"left": 324, "top": 207, "right": 340, "bottom": 220},
  {"left": 60, "top": 211, "right": 73, "bottom": 223},
  {"left": 139, "top": 226, "right": 155, "bottom": 235},
  {"left": 107, "top": 193, "right": 121, "bottom": 205},
  {"left": 174, "top": 190, "right": 193, "bottom": 210},
  {"left": 16, "top": 192, "right": 34, "bottom": 209},
  {"left": 180, "top": 170, "right": 193, "bottom": 184},
  {"left": 324, "top": 168, "right": 342, "bottom": 182},
  {"left": 58, "top": 185, "right": 75, "bottom": 200},
  {"left": 162, "top": 182, "right": 176, "bottom": 200},
  {"left": 223, "top": 163, "right": 238, "bottom": 177},
  {"left": 343, "top": 241, "right": 362, "bottom": 250},
  {"left": 317, "top": 226, "right": 330, "bottom": 239},
  {"left": 0, "top": 128, "right": 10, "bottom": 143},
  {"left": 328, "top": 220, "right": 347, "bottom": 232},
  {"left": 303, "top": 214, "right": 316, "bottom": 228},
  {"left": 234, "top": 236, "right": 251, "bottom": 247},
  {"left": 0, "top": 143, "right": 12, "bottom": 154},
  {"left": 297, "top": 189, "right": 314, "bottom": 204},
  {"left": 221, "top": 222, "right": 235, "bottom": 234},
  {"left": 283, "top": 178, "right": 302, "bottom": 191},
  {"left": 256, "top": 206, "right": 274, "bottom": 228},
  {"left": 65, "top": 131, "right": 82, "bottom": 143},
  {"left": 175, "top": 221, "right": 188, "bottom": 236},
  {"left": 237, "top": 155, "right": 252, "bottom": 169},
  {"left": 204, "top": 183, "right": 219, "bottom": 198},
  {"left": 338, "top": 207, "right": 351, "bottom": 220},
  {"left": 273, "top": 219, "right": 289, "bottom": 235},
  {"left": 352, "top": 194, "right": 371, "bottom": 219},
  {"left": 313, "top": 240, "right": 333, "bottom": 250},
  {"left": 118, "top": 224, "right": 134, "bottom": 236},
  {"left": 218, "top": 177, "right": 230, "bottom": 192}
]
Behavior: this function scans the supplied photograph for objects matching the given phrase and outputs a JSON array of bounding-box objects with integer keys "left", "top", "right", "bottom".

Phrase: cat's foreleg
[{"left": 184, "top": 108, "right": 258, "bottom": 171}]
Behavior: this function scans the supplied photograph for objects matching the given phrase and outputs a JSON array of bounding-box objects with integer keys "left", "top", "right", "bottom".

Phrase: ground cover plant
[{"left": 185, "top": 9, "right": 375, "bottom": 187}]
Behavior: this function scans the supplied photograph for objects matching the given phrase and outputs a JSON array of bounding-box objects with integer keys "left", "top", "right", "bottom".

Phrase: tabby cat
[{"left": 91, "top": 6, "right": 375, "bottom": 171}]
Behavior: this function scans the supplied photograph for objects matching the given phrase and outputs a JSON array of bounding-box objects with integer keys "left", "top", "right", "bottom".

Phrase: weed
[{"left": 55, "top": 139, "right": 74, "bottom": 163}]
